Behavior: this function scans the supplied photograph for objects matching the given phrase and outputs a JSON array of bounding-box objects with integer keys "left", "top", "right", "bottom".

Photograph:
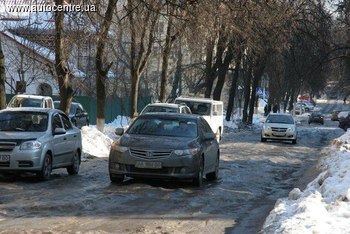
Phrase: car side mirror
[
  {"left": 115, "top": 128, "right": 124, "bottom": 136},
  {"left": 203, "top": 132, "right": 215, "bottom": 141},
  {"left": 54, "top": 128, "right": 66, "bottom": 135}
]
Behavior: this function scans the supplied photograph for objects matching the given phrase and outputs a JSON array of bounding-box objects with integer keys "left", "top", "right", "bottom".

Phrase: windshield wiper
[{"left": 15, "top": 128, "right": 26, "bottom": 131}]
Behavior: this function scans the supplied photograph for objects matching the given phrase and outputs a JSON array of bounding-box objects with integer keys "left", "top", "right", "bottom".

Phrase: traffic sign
[{"left": 256, "top": 87, "right": 264, "bottom": 97}]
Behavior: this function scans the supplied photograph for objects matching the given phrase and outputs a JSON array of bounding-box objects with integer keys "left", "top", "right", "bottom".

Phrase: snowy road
[{"left": 0, "top": 119, "right": 345, "bottom": 233}]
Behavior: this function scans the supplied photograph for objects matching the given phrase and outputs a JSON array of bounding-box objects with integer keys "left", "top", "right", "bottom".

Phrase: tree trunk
[
  {"left": 159, "top": 7, "right": 174, "bottom": 103},
  {"left": 95, "top": 0, "right": 117, "bottom": 132},
  {"left": 213, "top": 41, "right": 234, "bottom": 101},
  {"left": 168, "top": 39, "right": 182, "bottom": 102},
  {"left": 0, "top": 35, "right": 6, "bottom": 110},
  {"left": 204, "top": 40, "right": 214, "bottom": 98},
  {"left": 55, "top": 0, "right": 73, "bottom": 115},
  {"left": 225, "top": 51, "right": 242, "bottom": 121},
  {"left": 248, "top": 61, "right": 265, "bottom": 124},
  {"left": 242, "top": 59, "right": 253, "bottom": 123}
]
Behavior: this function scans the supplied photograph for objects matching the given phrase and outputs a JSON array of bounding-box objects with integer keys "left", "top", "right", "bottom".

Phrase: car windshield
[
  {"left": 143, "top": 106, "right": 178, "bottom": 113},
  {"left": 9, "top": 98, "right": 43, "bottom": 108},
  {"left": 266, "top": 115, "right": 294, "bottom": 124},
  {"left": 175, "top": 100, "right": 211, "bottom": 115},
  {"left": 0, "top": 111, "right": 48, "bottom": 132},
  {"left": 127, "top": 117, "right": 198, "bottom": 138},
  {"left": 55, "top": 102, "right": 76, "bottom": 115},
  {"left": 312, "top": 113, "right": 322, "bottom": 117}
]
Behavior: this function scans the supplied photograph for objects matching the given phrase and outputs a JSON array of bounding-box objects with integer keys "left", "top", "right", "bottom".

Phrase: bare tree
[
  {"left": 0, "top": 35, "right": 6, "bottom": 109},
  {"left": 95, "top": 0, "right": 118, "bottom": 132}
]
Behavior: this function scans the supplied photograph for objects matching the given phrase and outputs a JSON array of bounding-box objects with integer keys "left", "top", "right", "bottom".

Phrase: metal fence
[{"left": 6, "top": 94, "right": 151, "bottom": 125}]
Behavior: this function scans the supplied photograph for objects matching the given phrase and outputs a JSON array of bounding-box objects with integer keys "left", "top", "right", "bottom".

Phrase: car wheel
[
  {"left": 206, "top": 152, "right": 219, "bottom": 181},
  {"left": 67, "top": 151, "right": 80, "bottom": 175},
  {"left": 215, "top": 129, "right": 221, "bottom": 142},
  {"left": 292, "top": 139, "right": 297, "bottom": 145},
  {"left": 36, "top": 154, "right": 52, "bottom": 181},
  {"left": 86, "top": 120, "right": 89, "bottom": 126},
  {"left": 193, "top": 156, "right": 204, "bottom": 187},
  {"left": 110, "top": 174, "right": 124, "bottom": 183}
]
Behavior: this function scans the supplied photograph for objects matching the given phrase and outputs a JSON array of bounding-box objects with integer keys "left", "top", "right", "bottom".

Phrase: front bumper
[
  {"left": 262, "top": 129, "right": 297, "bottom": 140},
  {"left": 0, "top": 147, "right": 43, "bottom": 171},
  {"left": 109, "top": 149, "right": 200, "bottom": 179}
]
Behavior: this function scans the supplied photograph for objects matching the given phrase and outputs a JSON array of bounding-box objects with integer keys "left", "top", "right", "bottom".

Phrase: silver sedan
[
  {"left": 261, "top": 113, "right": 297, "bottom": 144},
  {"left": 0, "top": 108, "right": 82, "bottom": 180}
]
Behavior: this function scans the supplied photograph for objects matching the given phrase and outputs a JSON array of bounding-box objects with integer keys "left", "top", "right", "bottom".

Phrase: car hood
[
  {"left": 264, "top": 123, "right": 295, "bottom": 128},
  {"left": 0, "top": 131, "right": 44, "bottom": 144},
  {"left": 119, "top": 134, "right": 198, "bottom": 150}
]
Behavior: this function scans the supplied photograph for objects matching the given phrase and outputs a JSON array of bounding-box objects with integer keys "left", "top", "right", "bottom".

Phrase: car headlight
[
  {"left": 20, "top": 140, "right": 42, "bottom": 150},
  {"left": 174, "top": 148, "right": 199, "bottom": 156},
  {"left": 115, "top": 145, "right": 128, "bottom": 153},
  {"left": 287, "top": 127, "right": 295, "bottom": 132},
  {"left": 263, "top": 125, "right": 271, "bottom": 130}
]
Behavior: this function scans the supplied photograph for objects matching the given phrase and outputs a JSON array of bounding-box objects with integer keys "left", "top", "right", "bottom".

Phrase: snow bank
[
  {"left": 261, "top": 131, "right": 350, "bottom": 234},
  {"left": 81, "top": 116, "right": 130, "bottom": 158}
]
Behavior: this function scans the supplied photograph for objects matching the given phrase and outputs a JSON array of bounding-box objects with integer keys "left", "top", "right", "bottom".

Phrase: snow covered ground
[
  {"left": 261, "top": 131, "right": 350, "bottom": 234},
  {"left": 81, "top": 116, "right": 130, "bottom": 158}
]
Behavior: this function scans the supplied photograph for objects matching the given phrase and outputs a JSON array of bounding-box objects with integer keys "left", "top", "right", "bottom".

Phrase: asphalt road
[{"left": 0, "top": 108, "right": 345, "bottom": 234}]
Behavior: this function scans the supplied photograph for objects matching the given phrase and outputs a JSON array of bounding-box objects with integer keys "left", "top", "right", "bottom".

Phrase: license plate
[
  {"left": 135, "top": 161, "right": 162, "bottom": 169},
  {"left": 273, "top": 133, "right": 285, "bottom": 136},
  {"left": 0, "top": 155, "right": 10, "bottom": 162}
]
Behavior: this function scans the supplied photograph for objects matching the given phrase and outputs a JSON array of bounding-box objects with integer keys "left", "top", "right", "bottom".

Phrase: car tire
[
  {"left": 86, "top": 120, "right": 89, "bottom": 126},
  {"left": 261, "top": 136, "right": 267, "bottom": 142},
  {"left": 193, "top": 156, "right": 204, "bottom": 187},
  {"left": 67, "top": 151, "right": 80, "bottom": 175},
  {"left": 292, "top": 139, "right": 297, "bottom": 145},
  {"left": 206, "top": 151, "right": 219, "bottom": 181},
  {"left": 36, "top": 154, "right": 52, "bottom": 181},
  {"left": 110, "top": 174, "right": 124, "bottom": 183}
]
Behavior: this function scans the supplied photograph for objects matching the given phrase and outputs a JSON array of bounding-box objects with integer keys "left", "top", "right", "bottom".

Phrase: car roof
[
  {"left": 267, "top": 113, "right": 293, "bottom": 117},
  {"left": 1, "top": 107, "right": 64, "bottom": 115},
  {"left": 12, "top": 95, "right": 50, "bottom": 100},
  {"left": 175, "top": 97, "right": 223, "bottom": 104},
  {"left": 54, "top": 101, "right": 79, "bottom": 105},
  {"left": 146, "top": 103, "right": 183, "bottom": 108},
  {"left": 140, "top": 112, "right": 200, "bottom": 120}
]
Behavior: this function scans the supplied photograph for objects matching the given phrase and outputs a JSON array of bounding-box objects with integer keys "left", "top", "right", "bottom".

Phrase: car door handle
[
  {"left": 63, "top": 137, "right": 67, "bottom": 140},
  {"left": 74, "top": 134, "right": 77, "bottom": 138}
]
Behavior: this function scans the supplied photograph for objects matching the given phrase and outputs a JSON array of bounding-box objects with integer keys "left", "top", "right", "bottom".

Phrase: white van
[
  {"left": 175, "top": 97, "right": 224, "bottom": 141},
  {"left": 7, "top": 95, "right": 54, "bottom": 109}
]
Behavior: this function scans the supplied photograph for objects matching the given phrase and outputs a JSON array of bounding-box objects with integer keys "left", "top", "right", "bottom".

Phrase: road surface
[{"left": 0, "top": 105, "right": 345, "bottom": 234}]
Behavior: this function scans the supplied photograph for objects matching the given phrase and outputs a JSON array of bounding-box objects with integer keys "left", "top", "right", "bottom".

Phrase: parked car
[
  {"left": 0, "top": 108, "right": 82, "bottom": 180},
  {"left": 261, "top": 113, "right": 297, "bottom": 144},
  {"left": 109, "top": 113, "right": 220, "bottom": 187},
  {"left": 296, "top": 101, "right": 314, "bottom": 112},
  {"left": 294, "top": 106, "right": 306, "bottom": 115},
  {"left": 175, "top": 97, "right": 223, "bottom": 141},
  {"left": 331, "top": 110, "right": 341, "bottom": 121},
  {"left": 7, "top": 95, "right": 54, "bottom": 109},
  {"left": 140, "top": 103, "right": 192, "bottom": 115},
  {"left": 54, "top": 101, "right": 89, "bottom": 128},
  {"left": 339, "top": 115, "right": 350, "bottom": 131},
  {"left": 308, "top": 112, "right": 324, "bottom": 124}
]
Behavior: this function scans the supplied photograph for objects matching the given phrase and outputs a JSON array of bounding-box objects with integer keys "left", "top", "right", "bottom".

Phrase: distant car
[
  {"left": 261, "top": 113, "right": 297, "bottom": 144},
  {"left": 175, "top": 97, "right": 223, "bottom": 141},
  {"left": 109, "top": 113, "right": 220, "bottom": 187},
  {"left": 7, "top": 95, "right": 54, "bottom": 109},
  {"left": 0, "top": 108, "right": 82, "bottom": 180},
  {"left": 331, "top": 110, "right": 341, "bottom": 121},
  {"left": 140, "top": 103, "right": 192, "bottom": 115},
  {"left": 339, "top": 115, "right": 350, "bottom": 131},
  {"left": 294, "top": 106, "right": 306, "bottom": 115},
  {"left": 296, "top": 101, "right": 314, "bottom": 112},
  {"left": 54, "top": 101, "right": 89, "bottom": 128},
  {"left": 309, "top": 112, "right": 324, "bottom": 124}
]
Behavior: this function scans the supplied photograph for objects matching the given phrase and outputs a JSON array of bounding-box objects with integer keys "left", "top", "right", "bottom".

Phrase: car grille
[
  {"left": 271, "top": 127, "right": 287, "bottom": 132},
  {"left": 126, "top": 165, "right": 173, "bottom": 174},
  {"left": 0, "top": 142, "right": 16, "bottom": 152},
  {"left": 129, "top": 148, "right": 172, "bottom": 160}
]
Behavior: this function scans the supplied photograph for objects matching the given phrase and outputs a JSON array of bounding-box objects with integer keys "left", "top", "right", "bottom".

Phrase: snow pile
[
  {"left": 253, "top": 113, "right": 266, "bottom": 127},
  {"left": 81, "top": 126, "right": 113, "bottom": 157},
  {"left": 81, "top": 116, "right": 130, "bottom": 157},
  {"left": 223, "top": 114, "right": 239, "bottom": 129},
  {"left": 295, "top": 113, "right": 310, "bottom": 124},
  {"left": 338, "top": 111, "right": 349, "bottom": 119},
  {"left": 261, "top": 131, "right": 350, "bottom": 234}
]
